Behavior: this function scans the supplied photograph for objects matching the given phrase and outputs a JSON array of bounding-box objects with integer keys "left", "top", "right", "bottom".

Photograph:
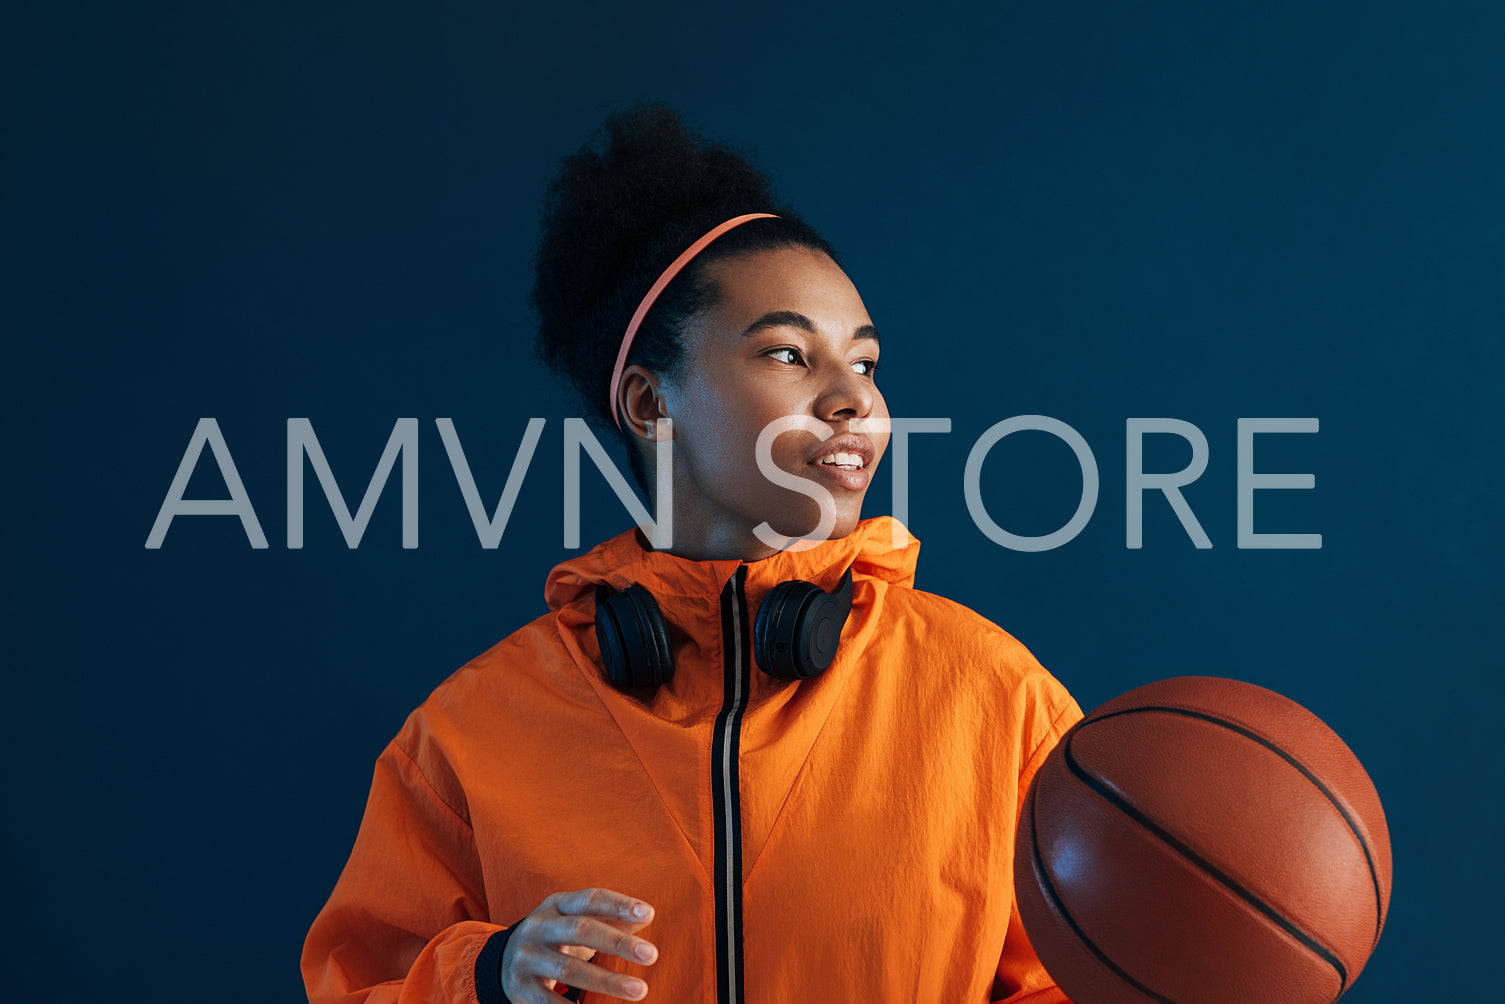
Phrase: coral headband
[{"left": 609, "top": 212, "right": 780, "bottom": 429}]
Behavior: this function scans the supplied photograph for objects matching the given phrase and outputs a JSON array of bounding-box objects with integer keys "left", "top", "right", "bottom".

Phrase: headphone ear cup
[
  {"left": 755, "top": 567, "right": 855, "bottom": 681},
  {"left": 754, "top": 580, "right": 803, "bottom": 680},
  {"left": 595, "top": 584, "right": 675, "bottom": 689}
]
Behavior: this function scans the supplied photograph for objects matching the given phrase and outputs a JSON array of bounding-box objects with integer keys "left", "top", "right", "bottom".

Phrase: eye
[
  {"left": 852, "top": 358, "right": 880, "bottom": 377},
  {"left": 766, "top": 346, "right": 804, "bottom": 365}
]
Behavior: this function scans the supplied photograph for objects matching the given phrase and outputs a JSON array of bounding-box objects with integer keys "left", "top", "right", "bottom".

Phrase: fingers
[
  {"left": 549, "top": 950, "right": 650, "bottom": 1001},
  {"left": 546, "top": 888, "right": 657, "bottom": 960},
  {"left": 553, "top": 887, "right": 655, "bottom": 925},
  {"left": 504, "top": 938, "right": 652, "bottom": 1002},
  {"left": 501, "top": 888, "right": 659, "bottom": 1002},
  {"left": 535, "top": 913, "right": 659, "bottom": 967}
]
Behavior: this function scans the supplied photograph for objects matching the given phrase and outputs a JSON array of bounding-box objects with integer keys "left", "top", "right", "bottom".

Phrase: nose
[{"left": 814, "top": 362, "right": 876, "bottom": 422}]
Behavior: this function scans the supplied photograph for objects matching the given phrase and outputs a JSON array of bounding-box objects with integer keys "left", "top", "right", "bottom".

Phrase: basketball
[{"left": 1014, "top": 676, "right": 1392, "bottom": 1004}]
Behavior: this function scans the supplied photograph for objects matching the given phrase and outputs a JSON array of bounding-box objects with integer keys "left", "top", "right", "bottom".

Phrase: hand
[{"left": 499, "top": 887, "right": 659, "bottom": 1002}]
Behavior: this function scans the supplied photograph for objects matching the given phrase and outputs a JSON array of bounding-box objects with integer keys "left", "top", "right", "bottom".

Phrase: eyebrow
[{"left": 738, "top": 310, "right": 880, "bottom": 344}]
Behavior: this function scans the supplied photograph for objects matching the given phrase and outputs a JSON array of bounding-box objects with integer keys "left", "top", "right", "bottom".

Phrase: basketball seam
[
  {"left": 1028, "top": 781, "right": 1187, "bottom": 1004},
  {"left": 1063, "top": 725, "right": 1350, "bottom": 998},
  {"left": 1088, "top": 704, "right": 1385, "bottom": 949}
]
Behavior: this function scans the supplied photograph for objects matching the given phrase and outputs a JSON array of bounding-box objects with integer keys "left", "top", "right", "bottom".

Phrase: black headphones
[{"left": 594, "top": 566, "right": 855, "bottom": 689}]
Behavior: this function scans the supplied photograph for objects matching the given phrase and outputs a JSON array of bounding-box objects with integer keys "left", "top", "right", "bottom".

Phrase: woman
[{"left": 302, "top": 102, "right": 1082, "bottom": 1004}]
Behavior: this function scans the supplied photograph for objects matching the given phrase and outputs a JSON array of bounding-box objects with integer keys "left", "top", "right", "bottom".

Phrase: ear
[{"left": 618, "top": 364, "right": 674, "bottom": 442}]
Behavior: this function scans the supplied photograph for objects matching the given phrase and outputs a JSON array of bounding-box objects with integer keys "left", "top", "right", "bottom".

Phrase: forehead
[{"left": 694, "top": 246, "right": 869, "bottom": 336}]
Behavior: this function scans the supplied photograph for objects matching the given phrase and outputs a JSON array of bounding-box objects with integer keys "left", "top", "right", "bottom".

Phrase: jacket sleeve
[
  {"left": 989, "top": 694, "right": 1084, "bottom": 1004},
  {"left": 301, "top": 738, "right": 515, "bottom": 1004}
]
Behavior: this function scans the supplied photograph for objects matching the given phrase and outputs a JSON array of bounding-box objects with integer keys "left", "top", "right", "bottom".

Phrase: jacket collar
[
  {"left": 544, "top": 516, "right": 919, "bottom": 704},
  {"left": 545, "top": 515, "right": 920, "bottom": 613}
]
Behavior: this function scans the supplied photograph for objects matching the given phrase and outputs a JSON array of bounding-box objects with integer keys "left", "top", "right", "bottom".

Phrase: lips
[{"left": 805, "top": 433, "right": 876, "bottom": 472}]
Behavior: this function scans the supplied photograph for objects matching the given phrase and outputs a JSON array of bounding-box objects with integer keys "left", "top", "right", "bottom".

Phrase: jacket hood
[
  {"left": 542, "top": 516, "right": 921, "bottom": 714},
  {"left": 545, "top": 514, "right": 919, "bottom": 611}
]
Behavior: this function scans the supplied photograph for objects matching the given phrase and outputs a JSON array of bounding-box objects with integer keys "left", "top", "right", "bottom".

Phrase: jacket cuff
[
  {"left": 475, "top": 927, "right": 515, "bottom": 1004},
  {"left": 475, "top": 926, "right": 585, "bottom": 1003}
]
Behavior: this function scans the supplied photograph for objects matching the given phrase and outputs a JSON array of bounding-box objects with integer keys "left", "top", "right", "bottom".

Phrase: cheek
[
  {"left": 680, "top": 424, "right": 748, "bottom": 483},
  {"left": 674, "top": 400, "right": 771, "bottom": 486},
  {"left": 673, "top": 378, "right": 744, "bottom": 459},
  {"left": 699, "top": 395, "right": 805, "bottom": 473}
]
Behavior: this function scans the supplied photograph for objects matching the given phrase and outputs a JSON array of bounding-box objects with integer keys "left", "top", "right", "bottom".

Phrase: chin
[
  {"left": 760, "top": 497, "right": 866, "bottom": 543},
  {"left": 829, "top": 507, "right": 864, "bottom": 539}
]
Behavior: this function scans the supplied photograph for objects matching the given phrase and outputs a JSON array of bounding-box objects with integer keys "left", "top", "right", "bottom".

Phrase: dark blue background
[{"left": 8, "top": 1, "right": 1500, "bottom": 1000}]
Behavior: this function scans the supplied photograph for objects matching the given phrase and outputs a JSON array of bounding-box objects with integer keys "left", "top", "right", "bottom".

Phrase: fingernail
[
  {"left": 632, "top": 902, "right": 650, "bottom": 919},
  {"left": 624, "top": 978, "right": 647, "bottom": 998},
  {"left": 634, "top": 941, "right": 657, "bottom": 963}
]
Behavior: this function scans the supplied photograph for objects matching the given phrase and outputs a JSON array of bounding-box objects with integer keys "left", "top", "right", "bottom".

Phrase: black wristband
[
  {"left": 474, "top": 925, "right": 585, "bottom": 1003},
  {"left": 474, "top": 926, "right": 515, "bottom": 1004}
]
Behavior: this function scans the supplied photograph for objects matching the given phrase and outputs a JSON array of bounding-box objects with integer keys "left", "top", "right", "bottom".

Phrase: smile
[{"left": 818, "top": 452, "right": 865, "bottom": 471}]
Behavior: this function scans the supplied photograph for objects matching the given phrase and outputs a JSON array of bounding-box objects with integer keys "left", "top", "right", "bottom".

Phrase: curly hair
[{"left": 530, "top": 100, "right": 840, "bottom": 491}]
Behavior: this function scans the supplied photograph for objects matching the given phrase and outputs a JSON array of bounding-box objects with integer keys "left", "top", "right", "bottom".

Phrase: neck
[
  {"left": 642, "top": 472, "right": 861, "bottom": 564},
  {"left": 647, "top": 519, "right": 783, "bottom": 563}
]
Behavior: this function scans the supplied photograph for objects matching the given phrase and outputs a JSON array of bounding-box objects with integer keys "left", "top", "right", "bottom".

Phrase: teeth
[{"left": 820, "top": 452, "right": 864, "bottom": 470}]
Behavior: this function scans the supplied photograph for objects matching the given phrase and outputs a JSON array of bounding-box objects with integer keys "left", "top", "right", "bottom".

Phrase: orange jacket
[{"left": 302, "top": 516, "right": 1082, "bottom": 1004}]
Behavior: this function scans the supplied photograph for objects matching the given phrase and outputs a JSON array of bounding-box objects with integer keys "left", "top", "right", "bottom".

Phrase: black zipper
[{"left": 711, "top": 565, "right": 750, "bottom": 1004}]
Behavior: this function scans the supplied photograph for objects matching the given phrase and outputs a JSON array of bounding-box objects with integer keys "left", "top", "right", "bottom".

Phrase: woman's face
[{"left": 635, "top": 246, "right": 891, "bottom": 561}]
